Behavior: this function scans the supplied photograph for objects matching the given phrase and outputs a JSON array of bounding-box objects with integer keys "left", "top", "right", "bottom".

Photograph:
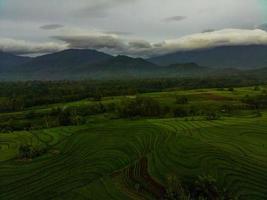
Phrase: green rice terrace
[{"left": 0, "top": 84, "right": 267, "bottom": 200}]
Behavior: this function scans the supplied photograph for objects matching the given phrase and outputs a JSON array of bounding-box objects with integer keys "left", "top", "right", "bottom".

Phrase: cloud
[
  {"left": 162, "top": 29, "right": 267, "bottom": 52},
  {"left": 128, "top": 40, "right": 152, "bottom": 49},
  {"left": 52, "top": 35, "right": 126, "bottom": 51},
  {"left": 202, "top": 29, "right": 216, "bottom": 33},
  {"left": 104, "top": 31, "right": 133, "bottom": 36},
  {"left": 0, "top": 38, "right": 67, "bottom": 54},
  {"left": 0, "top": 0, "right": 263, "bottom": 47},
  {"left": 164, "top": 16, "right": 187, "bottom": 22},
  {"left": 40, "top": 24, "right": 64, "bottom": 30},
  {"left": 2, "top": 28, "right": 267, "bottom": 57},
  {"left": 74, "top": 0, "right": 138, "bottom": 18},
  {"left": 256, "top": 23, "right": 267, "bottom": 31},
  {"left": 53, "top": 28, "right": 267, "bottom": 57},
  {"left": 0, "top": 0, "right": 137, "bottom": 20}
]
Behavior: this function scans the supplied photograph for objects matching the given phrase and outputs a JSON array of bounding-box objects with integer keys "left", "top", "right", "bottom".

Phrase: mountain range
[
  {"left": 1, "top": 45, "right": 267, "bottom": 80},
  {"left": 149, "top": 45, "right": 267, "bottom": 69},
  {"left": 0, "top": 51, "right": 31, "bottom": 71}
]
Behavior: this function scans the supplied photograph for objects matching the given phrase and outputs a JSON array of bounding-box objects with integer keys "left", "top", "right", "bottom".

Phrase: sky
[{"left": 1, "top": 0, "right": 267, "bottom": 57}]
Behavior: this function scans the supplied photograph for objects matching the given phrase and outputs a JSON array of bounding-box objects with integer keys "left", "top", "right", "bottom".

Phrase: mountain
[
  {"left": 50, "top": 55, "right": 211, "bottom": 79},
  {"left": 165, "top": 63, "right": 211, "bottom": 76},
  {"left": 83, "top": 55, "right": 158, "bottom": 75},
  {"left": 26, "top": 55, "right": 160, "bottom": 80},
  {"left": 3, "top": 48, "right": 267, "bottom": 81},
  {"left": 15, "top": 49, "right": 113, "bottom": 73},
  {"left": 0, "top": 51, "right": 31, "bottom": 72},
  {"left": 0, "top": 50, "right": 208, "bottom": 80},
  {"left": 149, "top": 45, "right": 267, "bottom": 69},
  {"left": 246, "top": 67, "right": 267, "bottom": 79}
]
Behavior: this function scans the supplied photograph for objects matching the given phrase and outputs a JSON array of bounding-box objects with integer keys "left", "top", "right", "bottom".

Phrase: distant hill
[
  {"left": 80, "top": 55, "right": 159, "bottom": 78},
  {"left": 0, "top": 50, "right": 208, "bottom": 80},
  {"left": 14, "top": 49, "right": 113, "bottom": 73},
  {"left": 1, "top": 48, "right": 267, "bottom": 81},
  {"left": 149, "top": 45, "right": 267, "bottom": 69},
  {"left": 13, "top": 55, "right": 163, "bottom": 80},
  {"left": 0, "top": 51, "right": 31, "bottom": 72},
  {"left": 164, "top": 63, "right": 211, "bottom": 76}
]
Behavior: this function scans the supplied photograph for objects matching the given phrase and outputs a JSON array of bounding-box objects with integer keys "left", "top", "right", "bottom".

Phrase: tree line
[{"left": 0, "top": 77, "right": 265, "bottom": 112}]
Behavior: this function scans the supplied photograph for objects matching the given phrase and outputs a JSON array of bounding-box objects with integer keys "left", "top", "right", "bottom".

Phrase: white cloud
[
  {"left": 159, "top": 29, "right": 267, "bottom": 52},
  {"left": 53, "top": 28, "right": 267, "bottom": 57},
  {"left": 0, "top": 38, "right": 67, "bottom": 54},
  {"left": 2, "top": 29, "right": 267, "bottom": 57},
  {"left": 0, "top": 0, "right": 264, "bottom": 44}
]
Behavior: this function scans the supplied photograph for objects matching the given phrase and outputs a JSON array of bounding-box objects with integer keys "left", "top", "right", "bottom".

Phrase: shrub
[
  {"left": 254, "top": 86, "right": 260, "bottom": 91},
  {"left": 58, "top": 109, "right": 72, "bottom": 126},
  {"left": 242, "top": 94, "right": 267, "bottom": 109},
  {"left": 190, "top": 175, "right": 235, "bottom": 200},
  {"left": 164, "top": 175, "right": 190, "bottom": 200},
  {"left": 163, "top": 175, "right": 235, "bottom": 200},
  {"left": 175, "top": 96, "right": 189, "bottom": 104},
  {"left": 206, "top": 112, "right": 221, "bottom": 120},
  {"left": 173, "top": 107, "right": 189, "bottom": 117},
  {"left": 18, "top": 145, "right": 47, "bottom": 159},
  {"left": 118, "top": 96, "right": 162, "bottom": 118},
  {"left": 228, "top": 87, "right": 234, "bottom": 92}
]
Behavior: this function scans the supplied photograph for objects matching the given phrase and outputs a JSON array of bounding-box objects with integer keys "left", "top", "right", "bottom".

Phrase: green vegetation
[{"left": 0, "top": 82, "right": 267, "bottom": 200}]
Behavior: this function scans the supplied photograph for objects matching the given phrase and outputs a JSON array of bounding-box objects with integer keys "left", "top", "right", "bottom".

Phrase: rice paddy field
[{"left": 0, "top": 86, "right": 267, "bottom": 200}]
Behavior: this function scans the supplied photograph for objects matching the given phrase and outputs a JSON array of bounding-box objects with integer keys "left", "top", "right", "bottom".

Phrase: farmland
[{"left": 0, "top": 85, "right": 267, "bottom": 200}]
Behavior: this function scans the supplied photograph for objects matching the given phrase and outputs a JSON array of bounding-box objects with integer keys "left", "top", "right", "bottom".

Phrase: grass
[{"left": 0, "top": 86, "right": 267, "bottom": 199}]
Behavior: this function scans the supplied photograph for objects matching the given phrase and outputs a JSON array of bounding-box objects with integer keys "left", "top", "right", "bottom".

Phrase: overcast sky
[{"left": 1, "top": 0, "right": 267, "bottom": 57}]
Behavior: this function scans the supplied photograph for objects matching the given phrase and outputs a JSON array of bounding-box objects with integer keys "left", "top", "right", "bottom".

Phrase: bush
[
  {"left": 18, "top": 145, "right": 47, "bottom": 159},
  {"left": 164, "top": 175, "right": 190, "bottom": 200},
  {"left": 163, "top": 175, "right": 235, "bottom": 200},
  {"left": 190, "top": 175, "right": 234, "bottom": 200},
  {"left": 48, "top": 107, "right": 86, "bottom": 126},
  {"left": 242, "top": 94, "right": 267, "bottom": 109},
  {"left": 254, "top": 110, "right": 262, "bottom": 117},
  {"left": 25, "top": 110, "right": 37, "bottom": 119},
  {"left": 118, "top": 96, "right": 162, "bottom": 118},
  {"left": 0, "top": 118, "right": 32, "bottom": 132},
  {"left": 58, "top": 109, "right": 73, "bottom": 126},
  {"left": 173, "top": 107, "right": 189, "bottom": 117},
  {"left": 228, "top": 87, "right": 234, "bottom": 92},
  {"left": 206, "top": 111, "right": 221, "bottom": 120},
  {"left": 175, "top": 96, "right": 189, "bottom": 104},
  {"left": 254, "top": 86, "right": 260, "bottom": 91}
]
